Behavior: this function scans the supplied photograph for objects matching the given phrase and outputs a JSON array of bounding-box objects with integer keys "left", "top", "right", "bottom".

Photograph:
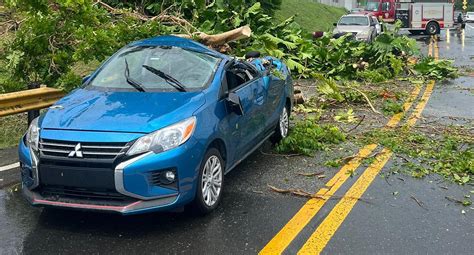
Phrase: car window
[
  {"left": 87, "top": 46, "right": 220, "bottom": 91},
  {"left": 372, "top": 17, "right": 379, "bottom": 24},
  {"left": 338, "top": 16, "right": 369, "bottom": 26},
  {"left": 382, "top": 2, "right": 390, "bottom": 12},
  {"left": 225, "top": 61, "right": 259, "bottom": 91}
]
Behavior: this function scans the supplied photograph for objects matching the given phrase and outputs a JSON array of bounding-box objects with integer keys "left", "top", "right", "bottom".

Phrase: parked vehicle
[
  {"left": 333, "top": 14, "right": 378, "bottom": 42},
  {"left": 19, "top": 36, "right": 293, "bottom": 215},
  {"left": 466, "top": 12, "right": 474, "bottom": 23},
  {"left": 364, "top": 0, "right": 454, "bottom": 35}
]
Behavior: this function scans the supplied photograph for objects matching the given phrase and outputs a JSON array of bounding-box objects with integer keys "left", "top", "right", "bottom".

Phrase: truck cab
[{"left": 365, "top": 0, "right": 396, "bottom": 22}]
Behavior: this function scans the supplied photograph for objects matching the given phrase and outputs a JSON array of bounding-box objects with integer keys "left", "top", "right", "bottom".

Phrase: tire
[
  {"left": 192, "top": 148, "right": 224, "bottom": 215},
  {"left": 425, "top": 22, "right": 439, "bottom": 35},
  {"left": 271, "top": 105, "right": 290, "bottom": 144},
  {"left": 408, "top": 30, "right": 422, "bottom": 35}
]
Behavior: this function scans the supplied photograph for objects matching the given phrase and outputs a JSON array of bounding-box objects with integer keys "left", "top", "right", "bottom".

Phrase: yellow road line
[
  {"left": 298, "top": 82, "right": 436, "bottom": 254},
  {"left": 428, "top": 37, "right": 433, "bottom": 57},
  {"left": 385, "top": 85, "right": 422, "bottom": 128},
  {"left": 434, "top": 36, "right": 439, "bottom": 59},
  {"left": 406, "top": 80, "right": 435, "bottom": 127},
  {"left": 259, "top": 83, "right": 425, "bottom": 255},
  {"left": 297, "top": 149, "right": 393, "bottom": 255},
  {"left": 259, "top": 144, "right": 377, "bottom": 255}
]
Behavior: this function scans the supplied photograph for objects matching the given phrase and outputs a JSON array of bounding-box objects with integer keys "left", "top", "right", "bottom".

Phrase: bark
[{"left": 175, "top": 25, "right": 252, "bottom": 46}]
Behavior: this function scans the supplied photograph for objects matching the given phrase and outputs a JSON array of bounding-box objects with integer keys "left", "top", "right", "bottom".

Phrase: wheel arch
[{"left": 207, "top": 138, "right": 227, "bottom": 167}]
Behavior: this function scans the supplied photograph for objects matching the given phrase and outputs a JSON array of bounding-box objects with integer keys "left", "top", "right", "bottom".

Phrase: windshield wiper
[
  {"left": 124, "top": 59, "right": 146, "bottom": 92},
  {"left": 142, "top": 64, "right": 187, "bottom": 92}
]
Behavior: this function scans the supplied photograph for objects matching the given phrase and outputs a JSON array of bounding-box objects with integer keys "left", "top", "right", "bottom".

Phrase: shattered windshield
[
  {"left": 338, "top": 16, "right": 369, "bottom": 26},
  {"left": 87, "top": 46, "right": 220, "bottom": 91}
]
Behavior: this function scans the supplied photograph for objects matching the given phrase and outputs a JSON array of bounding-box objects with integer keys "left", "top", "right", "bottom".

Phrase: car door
[
  {"left": 259, "top": 58, "right": 286, "bottom": 135},
  {"left": 372, "top": 17, "right": 381, "bottom": 35},
  {"left": 222, "top": 62, "right": 264, "bottom": 160}
]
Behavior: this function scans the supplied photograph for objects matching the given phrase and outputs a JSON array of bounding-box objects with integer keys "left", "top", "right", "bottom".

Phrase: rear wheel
[
  {"left": 425, "top": 22, "right": 439, "bottom": 35},
  {"left": 271, "top": 105, "right": 290, "bottom": 144},
  {"left": 192, "top": 148, "right": 224, "bottom": 215}
]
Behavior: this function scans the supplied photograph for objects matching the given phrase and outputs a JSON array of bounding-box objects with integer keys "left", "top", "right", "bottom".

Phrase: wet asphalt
[{"left": 0, "top": 27, "right": 473, "bottom": 254}]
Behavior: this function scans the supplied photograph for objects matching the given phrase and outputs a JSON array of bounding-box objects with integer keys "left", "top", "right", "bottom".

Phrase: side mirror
[
  {"left": 333, "top": 23, "right": 337, "bottom": 26},
  {"left": 227, "top": 92, "right": 244, "bottom": 116},
  {"left": 82, "top": 75, "right": 91, "bottom": 84}
]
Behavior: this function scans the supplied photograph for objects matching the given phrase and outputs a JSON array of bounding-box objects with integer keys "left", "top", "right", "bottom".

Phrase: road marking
[
  {"left": 298, "top": 81, "right": 435, "bottom": 254},
  {"left": 297, "top": 149, "right": 393, "bottom": 255},
  {"left": 385, "top": 85, "right": 422, "bottom": 128},
  {"left": 0, "top": 162, "right": 20, "bottom": 172},
  {"left": 406, "top": 80, "right": 435, "bottom": 127},
  {"left": 259, "top": 84, "right": 425, "bottom": 255},
  {"left": 428, "top": 37, "right": 433, "bottom": 57},
  {"left": 433, "top": 35, "right": 439, "bottom": 59},
  {"left": 259, "top": 144, "right": 377, "bottom": 255}
]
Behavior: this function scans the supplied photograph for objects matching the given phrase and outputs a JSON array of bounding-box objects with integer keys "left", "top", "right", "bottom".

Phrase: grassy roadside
[
  {"left": 275, "top": 0, "right": 347, "bottom": 32},
  {"left": 0, "top": 114, "right": 27, "bottom": 149}
]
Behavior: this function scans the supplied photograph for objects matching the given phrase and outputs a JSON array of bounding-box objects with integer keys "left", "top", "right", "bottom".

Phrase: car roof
[
  {"left": 342, "top": 14, "right": 370, "bottom": 18},
  {"left": 128, "top": 35, "right": 229, "bottom": 59}
]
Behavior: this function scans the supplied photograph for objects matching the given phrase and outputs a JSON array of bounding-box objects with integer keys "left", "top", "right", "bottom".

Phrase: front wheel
[
  {"left": 271, "top": 105, "right": 290, "bottom": 144},
  {"left": 192, "top": 148, "right": 224, "bottom": 215}
]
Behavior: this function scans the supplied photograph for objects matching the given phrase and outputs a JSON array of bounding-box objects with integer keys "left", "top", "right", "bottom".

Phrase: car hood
[
  {"left": 334, "top": 26, "right": 369, "bottom": 34},
  {"left": 41, "top": 88, "right": 206, "bottom": 134}
]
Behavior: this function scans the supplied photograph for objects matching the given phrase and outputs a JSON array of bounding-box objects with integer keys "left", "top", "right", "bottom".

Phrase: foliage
[
  {"left": 276, "top": 118, "right": 345, "bottom": 156},
  {"left": 413, "top": 57, "right": 459, "bottom": 80},
  {"left": 382, "top": 99, "right": 403, "bottom": 116},
  {"left": 334, "top": 108, "right": 357, "bottom": 123},
  {"left": 362, "top": 127, "right": 473, "bottom": 184}
]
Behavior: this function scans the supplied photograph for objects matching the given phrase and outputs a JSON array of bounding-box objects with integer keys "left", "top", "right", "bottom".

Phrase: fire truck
[{"left": 364, "top": 0, "right": 454, "bottom": 35}]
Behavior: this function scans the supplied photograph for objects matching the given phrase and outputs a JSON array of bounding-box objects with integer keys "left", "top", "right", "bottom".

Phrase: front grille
[
  {"left": 37, "top": 139, "right": 135, "bottom": 206},
  {"left": 38, "top": 185, "right": 137, "bottom": 206},
  {"left": 39, "top": 139, "right": 129, "bottom": 160}
]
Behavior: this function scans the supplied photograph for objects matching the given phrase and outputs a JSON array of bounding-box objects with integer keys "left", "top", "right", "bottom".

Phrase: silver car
[
  {"left": 333, "top": 14, "right": 378, "bottom": 42},
  {"left": 466, "top": 12, "right": 474, "bottom": 23}
]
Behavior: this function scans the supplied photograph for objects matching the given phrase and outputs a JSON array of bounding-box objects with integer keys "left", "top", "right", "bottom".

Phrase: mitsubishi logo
[{"left": 68, "top": 143, "right": 83, "bottom": 158}]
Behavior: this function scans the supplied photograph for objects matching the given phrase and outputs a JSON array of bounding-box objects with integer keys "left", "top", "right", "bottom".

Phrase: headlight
[
  {"left": 127, "top": 116, "right": 196, "bottom": 156},
  {"left": 25, "top": 117, "right": 40, "bottom": 151}
]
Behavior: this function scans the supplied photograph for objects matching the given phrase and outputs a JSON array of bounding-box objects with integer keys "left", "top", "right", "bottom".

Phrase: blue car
[{"left": 19, "top": 36, "right": 293, "bottom": 215}]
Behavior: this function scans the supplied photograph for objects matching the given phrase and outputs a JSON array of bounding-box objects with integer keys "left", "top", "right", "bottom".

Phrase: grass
[
  {"left": 274, "top": 0, "right": 347, "bottom": 32},
  {"left": 0, "top": 114, "right": 28, "bottom": 149}
]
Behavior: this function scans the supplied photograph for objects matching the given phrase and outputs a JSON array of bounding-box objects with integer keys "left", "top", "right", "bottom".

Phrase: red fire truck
[{"left": 364, "top": 0, "right": 454, "bottom": 35}]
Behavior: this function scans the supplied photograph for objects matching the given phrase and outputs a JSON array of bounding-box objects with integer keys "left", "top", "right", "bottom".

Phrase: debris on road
[
  {"left": 410, "top": 195, "right": 428, "bottom": 210},
  {"left": 297, "top": 171, "right": 325, "bottom": 177}
]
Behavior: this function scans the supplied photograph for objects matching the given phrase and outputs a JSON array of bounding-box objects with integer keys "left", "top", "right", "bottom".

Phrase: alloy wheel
[
  {"left": 201, "top": 155, "right": 223, "bottom": 207},
  {"left": 279, "top": 107, "right": 289, "bottom": 138}
]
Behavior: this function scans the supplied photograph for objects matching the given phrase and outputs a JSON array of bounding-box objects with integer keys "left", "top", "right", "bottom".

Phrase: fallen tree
[{"left": 96, "top": 0, "right": 252, "bottom": 47}]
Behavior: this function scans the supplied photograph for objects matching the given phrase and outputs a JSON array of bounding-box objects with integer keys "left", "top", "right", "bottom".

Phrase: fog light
[{"left": 165, "top": 171, "right": 176, "bottom": 182}]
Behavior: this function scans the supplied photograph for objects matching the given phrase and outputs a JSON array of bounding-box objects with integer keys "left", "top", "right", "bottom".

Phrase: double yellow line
[{"left": 260, "top": 36, "right": 439, "bottom": 255}]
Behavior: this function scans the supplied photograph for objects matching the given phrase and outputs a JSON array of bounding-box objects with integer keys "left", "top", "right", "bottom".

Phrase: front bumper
[{"left": 19, "top": 131, "right": 205, "bottom": 215}]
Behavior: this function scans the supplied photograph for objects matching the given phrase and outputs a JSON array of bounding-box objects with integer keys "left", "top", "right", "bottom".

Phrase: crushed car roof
[{"left": 129, "top": 35, "right": 229, "bottom": 59}]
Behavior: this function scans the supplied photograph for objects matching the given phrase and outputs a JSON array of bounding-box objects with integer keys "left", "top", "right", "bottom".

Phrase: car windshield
[
  {"left": 87, "top": 46, "right": 220, "bottom": 92},
  {"left": 338, "top": 16, "right": 369, "bottom": 26},
  {"left": 366, "top": 2, "right": 379, "bottom": 11}
]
